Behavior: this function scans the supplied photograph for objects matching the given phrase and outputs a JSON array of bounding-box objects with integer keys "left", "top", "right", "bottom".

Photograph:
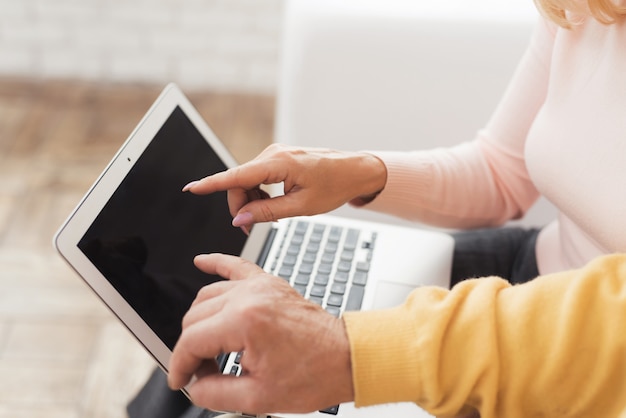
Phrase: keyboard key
[
  {"left": 353, "top": 271, "right": 368, "bottom": 286},
  {"left": 306, "top": 242, "right": 320, "bottom": 253},
  {"left": 314, "top": 274, "right": 330, "bottom": 286},
  {"left": 328, "top": 227, "right": 342, "bottom": 242},
  {"left": 318, "top": 263, "right": 333, "bottom": 275},
  {"left": 344, "top": 229, "right": 359, "bottom": 250},
  {"left": 303, "top": 251, "right": 317, "bottom": 263},
  {"left": 345, "top": 285, "right": 365, "bottom": 311},
  {"left": 330, "top": 282, "right": 346, "bottom": 295},
  {"left": 310, "top": 232, "right": 324, "bottom": 243},
  {"left": 294, "top": 274, "right": 311, "bottom": 286},
  {"left": 286, "top": 245, "right": 300, "bottom": 256},
  {"left": 310, "top": 285, "right": 327, "bottom": 298},
  {"left": 337, "top": 261, "right": 352, "bottom": 272},
  {"left": 325, "top": 306, "right": 340, "bottom": 317},
  {"left": 334, "top": 272, "right": 349, "bottom": 283},
  {"left": 356, "top": 261, "right": 371, "bottom": 271},
  {"left": 295, "top": 221, "right": 309, "bottom": 234},
  {"left": 327, "top": 294, "right": 343, "bottom": 307},
  {"left": 299, "top": 263, "right": 314, "bottom": 275},
  {"left": 293, "top": 284, "right": 307, "bottom": 296},
  {"left": 282, "top": 254, "right": 297, "bottom": 266},
  {"left": 290, "top": 234, "right": 304, "bottom": 245},
  {"left": 321, "top": 252, "right": 335, "bottom": 264},
  {"left": 340, "top": 250, "right": 354, "bottom": 261},
  {"left": 278, "top": 266, "right": 293, "bottom": 279},
  {"left": 309, "top": 296, "right": 324, "bottom": 306}
]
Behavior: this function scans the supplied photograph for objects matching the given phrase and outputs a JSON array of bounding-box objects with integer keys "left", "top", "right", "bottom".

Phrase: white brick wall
[{"left": 0, "top": 0, "right": 285, "bottom": 93}]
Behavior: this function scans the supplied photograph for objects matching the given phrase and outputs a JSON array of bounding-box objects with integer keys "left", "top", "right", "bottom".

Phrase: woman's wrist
[{"left": 351, "top": 152, "right": 387, "bottom": 205}]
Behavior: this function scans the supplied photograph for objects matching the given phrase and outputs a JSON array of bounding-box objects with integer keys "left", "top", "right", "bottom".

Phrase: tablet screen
[{"left": 78, "top": 106, "right": 247, "bottom": 350}]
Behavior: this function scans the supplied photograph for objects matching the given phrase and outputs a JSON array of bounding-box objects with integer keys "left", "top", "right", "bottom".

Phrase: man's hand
[{"left": 168, "top": 253, "right": 354, "bottom": 414}]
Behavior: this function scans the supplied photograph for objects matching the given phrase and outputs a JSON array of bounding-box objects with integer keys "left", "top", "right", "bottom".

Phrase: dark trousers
[
  {"left": 127, "top": 368, "right": 214, "bottom": 418},
  {"left": 450, "top": 226, "right": 540, "bottom": 286},
  {"left": 128, "top": 226, "right": 541, "bottom": 418}
]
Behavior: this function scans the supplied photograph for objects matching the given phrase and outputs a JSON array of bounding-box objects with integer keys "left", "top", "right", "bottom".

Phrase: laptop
[{"left": 53, "top": 83, "right": 453, "bottom": 418}]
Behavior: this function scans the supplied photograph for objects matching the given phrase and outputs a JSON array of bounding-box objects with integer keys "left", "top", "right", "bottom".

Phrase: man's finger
[
  {"left": 168, "top": 313, "right": 240, "bottom": 390},
  {"left": 168, "top": 335, "right": 211, "bottom": 390},
  {"left": 190, "top": 280, "right": 235, "bottom": 307},
  {"left": 194, "top": 253, "right": 264, "bottom": 282},
  {"left": 193, "top": 358, "right": 220, "bottom": 380},
  {"left": 184, "top": 295, "right": 227, "bottom": 327},
  {"left": 187, "top": 373, "right": 261, "bottom": 414}
]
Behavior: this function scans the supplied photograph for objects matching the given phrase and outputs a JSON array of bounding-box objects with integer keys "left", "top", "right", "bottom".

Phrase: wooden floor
[{"left": 0, "top": 78, "right": 274, "bottom": 417}]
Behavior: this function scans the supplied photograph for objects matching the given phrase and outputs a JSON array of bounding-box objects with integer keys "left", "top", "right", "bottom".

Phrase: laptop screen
[{"left": 78, "top": 106, "right": 247, "bottom": 350}]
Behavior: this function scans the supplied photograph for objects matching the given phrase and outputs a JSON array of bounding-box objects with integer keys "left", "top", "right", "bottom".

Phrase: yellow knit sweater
[{"left": 343, "top": 254, "right": 626, "bottom": 417}]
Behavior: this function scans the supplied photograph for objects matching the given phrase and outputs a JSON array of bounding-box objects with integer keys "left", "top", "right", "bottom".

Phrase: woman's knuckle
[{"left": 259, "top": 205, "right": 277, "bottom": 222}]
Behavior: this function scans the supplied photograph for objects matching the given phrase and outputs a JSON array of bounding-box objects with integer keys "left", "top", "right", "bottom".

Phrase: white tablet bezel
[{"left": 53, "top": 83, "right": 268, "bottom": 375}]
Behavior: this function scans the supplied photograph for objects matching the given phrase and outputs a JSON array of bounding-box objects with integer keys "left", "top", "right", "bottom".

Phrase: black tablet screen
[{"left": 78, "top": 106, "right": 247, "bottom": 350}]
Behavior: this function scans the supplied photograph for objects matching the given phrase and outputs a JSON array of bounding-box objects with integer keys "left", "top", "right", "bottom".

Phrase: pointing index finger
[
  {"left": 168, "top": 315, "right": 235, "bottom": 390},
  {"left": 193, "top": 253, "right": 264, "bottom": 282},
  {"left": 183, "top": 161, "right": 286, "bottom": 195}
]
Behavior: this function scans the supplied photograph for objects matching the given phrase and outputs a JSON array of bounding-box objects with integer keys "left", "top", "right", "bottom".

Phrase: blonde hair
[{"left": 534, "top": 0, "right": 626, "bottom": 27}]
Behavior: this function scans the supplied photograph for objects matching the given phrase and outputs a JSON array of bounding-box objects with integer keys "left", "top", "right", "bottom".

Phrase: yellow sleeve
[{"left": 342, "top": 254, "right": 626, "bottom": 418}]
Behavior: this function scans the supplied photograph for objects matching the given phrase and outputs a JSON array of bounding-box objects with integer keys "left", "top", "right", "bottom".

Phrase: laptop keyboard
[
  {"left": 224, "top": 219, "right": 378, "bottom": 415},
  {"left": 269, "top": 219, "right": 376, "bottom": 317}
]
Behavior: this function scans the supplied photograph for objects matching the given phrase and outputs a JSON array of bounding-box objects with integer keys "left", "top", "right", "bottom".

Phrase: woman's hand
[{"left": 182, "top": 144, "right": 387, "bottom": 231}]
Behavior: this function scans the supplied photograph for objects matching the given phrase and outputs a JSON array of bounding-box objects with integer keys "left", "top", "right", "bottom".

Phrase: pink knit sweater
[{"left": 364, "top": 16, "right": 626, "bottom": 275}]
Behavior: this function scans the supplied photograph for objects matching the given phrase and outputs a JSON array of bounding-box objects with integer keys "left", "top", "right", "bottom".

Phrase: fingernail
[
  {"left": 182, "top": 181, "right": 198, "bottom": 192},
  {"left": 232, "top": 212, "right": 253, "bottom": 227}
]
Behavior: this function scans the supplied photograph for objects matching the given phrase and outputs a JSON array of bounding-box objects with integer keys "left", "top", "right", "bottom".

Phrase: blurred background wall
[
  {"left": 0, "top": 3, "right": 282, "bottom": 416},
  {"left": 0, "top": 0, "right": 285, "bottom": 93}
]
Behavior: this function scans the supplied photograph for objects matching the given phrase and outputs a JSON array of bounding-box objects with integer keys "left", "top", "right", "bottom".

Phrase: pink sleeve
[{"left": 358, "top": 19, "right": 556, "bottom": 229}]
